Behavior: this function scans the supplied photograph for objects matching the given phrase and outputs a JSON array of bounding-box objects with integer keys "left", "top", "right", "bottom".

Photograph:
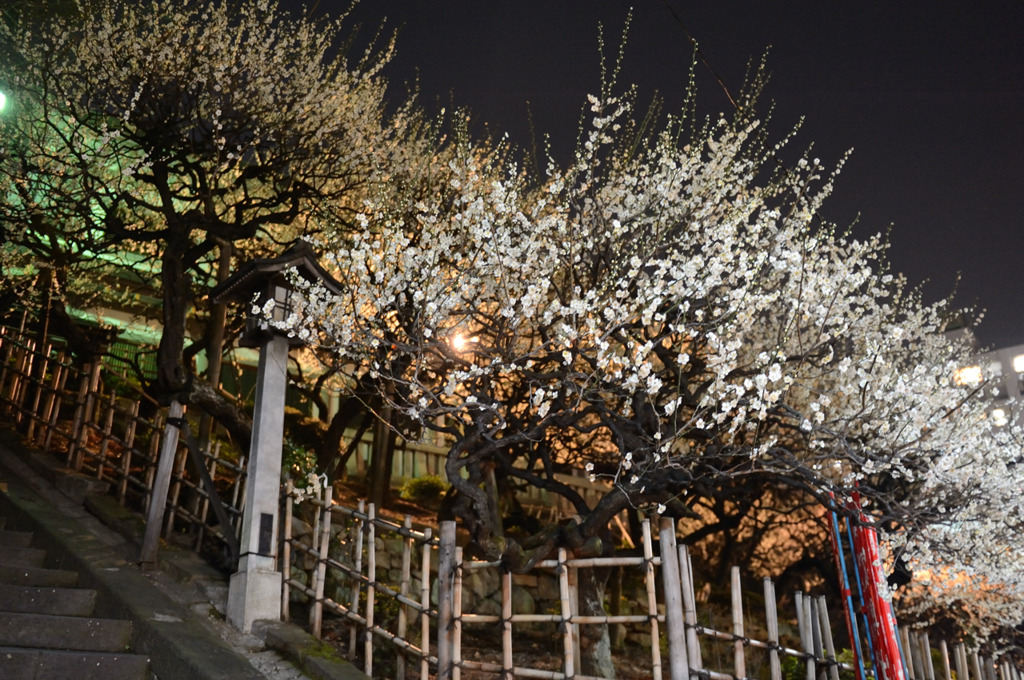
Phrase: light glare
[
  {"left": 1012, "top": 354, "right": 1024, "bottom": 373},
  {"left": 954, "top": 365, "right": 982, "bottom": 387}
]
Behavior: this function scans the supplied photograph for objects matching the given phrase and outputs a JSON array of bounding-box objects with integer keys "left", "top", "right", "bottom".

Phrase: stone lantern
[{"left": 210, "top": 241, "right": 341, "bottom": 633}]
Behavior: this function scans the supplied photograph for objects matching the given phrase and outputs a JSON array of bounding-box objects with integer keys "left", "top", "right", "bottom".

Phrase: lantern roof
[{"left": 210, "top": 241, "right": 342, "bottom": 305}]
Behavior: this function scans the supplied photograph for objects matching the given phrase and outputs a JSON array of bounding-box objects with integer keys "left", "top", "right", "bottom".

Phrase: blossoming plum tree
[
  {"left": 0, "top": 0, "right": 424, "bottom": 424},
  {"left": 277, "top": 78, "right": 1024, "bottom": 643}
]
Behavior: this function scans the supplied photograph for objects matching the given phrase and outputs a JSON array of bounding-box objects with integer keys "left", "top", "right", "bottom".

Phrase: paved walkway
[{"left": 0, "top": 427, "right": 367, "bottom": 680}]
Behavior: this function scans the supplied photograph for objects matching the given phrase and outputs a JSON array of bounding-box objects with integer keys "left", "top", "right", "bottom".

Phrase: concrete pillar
[{"left": 228, "top": 333, "right": 289, "bottom": 633}]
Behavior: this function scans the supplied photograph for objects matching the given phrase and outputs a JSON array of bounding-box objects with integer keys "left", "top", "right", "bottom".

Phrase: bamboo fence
[
  {"left": 1, "top": 322, "right": 1021, "bottom": 680},
  {"left": 281, "top": 477, "right": 1024, "bottom": 680}
]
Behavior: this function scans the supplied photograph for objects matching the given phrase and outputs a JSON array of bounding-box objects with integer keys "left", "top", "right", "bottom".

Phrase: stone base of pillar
[{"left": 227, "top": 568, "right": 282, "bottom": 633}]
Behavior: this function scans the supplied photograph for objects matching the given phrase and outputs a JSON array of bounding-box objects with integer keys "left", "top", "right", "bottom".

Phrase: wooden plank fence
[{"left": 1, "top": 323, "right": 1021, "bottom": 680}]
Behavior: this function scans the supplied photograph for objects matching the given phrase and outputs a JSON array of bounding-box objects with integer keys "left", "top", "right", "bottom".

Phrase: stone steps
[
  {"left": 0, "top": 528, "right": 34, "bottom": 547},
  {"left": 0, "top": 646, "right": 152, "bottom": 680},
  {"left": 0, "top": 563, "right": 79, "bottom": 587},
  {"left": 0, "top": 515, "right": 150, "bottom": 680},
  {"left": 0, "top": 583, "right": 97, "bottom": 616}
]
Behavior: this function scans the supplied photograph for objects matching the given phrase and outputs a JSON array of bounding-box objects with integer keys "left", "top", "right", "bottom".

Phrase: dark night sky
[{"left": 296, "top": 1, "right": 1024, "bottom": 348}]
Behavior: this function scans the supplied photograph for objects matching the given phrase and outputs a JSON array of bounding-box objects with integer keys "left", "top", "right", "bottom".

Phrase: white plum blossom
[{"left": 270, "top": 63, "right": 1024, "bottom": 637}]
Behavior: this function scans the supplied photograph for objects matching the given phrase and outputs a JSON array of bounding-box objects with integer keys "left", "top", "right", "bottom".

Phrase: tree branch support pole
[
  {"left": 659, "top": 517, "right": 690, "bottom": 680},
  {"left": 140, "top": 400, "right": 184, "bottom": 566},
  {"left": 437, "top": 520, "right": 457, "bottom": 680},
  {"left": 228, "top": 333, "right": 289, "bottom": 632}
]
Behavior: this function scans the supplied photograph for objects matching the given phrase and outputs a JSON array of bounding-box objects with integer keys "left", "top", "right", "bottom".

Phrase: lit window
[
  {"left": 954, "top": 365, "right": 982, "bottom": 387},
  {"left": 1012, "top": 354, "right": 1024, "bottom": 373},
  {"left": 991, "top": 408, "right": 1010, "bottom": 427}
]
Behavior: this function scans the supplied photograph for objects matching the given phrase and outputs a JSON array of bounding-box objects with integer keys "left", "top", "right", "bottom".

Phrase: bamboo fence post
[
  {"left": 281, "top": 481, "right": 294, "bottom": 622},
  {"left": 641, "top": 517, "right": 663, "bottom": 680},
  {"left": 809, "top": 598, "right": 824, "bottom": 678},
  {"left": 19, "top": 342, "right": 38, "bottom": 420},
  {"left": 364, "top": 503, "right": 377, "bottom": 677},
  {"left": 23, "top": 344, "right": 42, "bottom": 438},
  {"left": 983, "top": 657, "right": 995, "bottom": 680},
  {"left": 67, "top": 370, "right": 91, "bottom": 469},
  {"left": 11, "top": 340, "right": 33, "bottom": 422},
  {"left": 679, "top": 544, "right": 703, "bottom": 669},
  {"left": 3, "top": 342, "right": 24, "bottom": 404},
  {"left": 97, "top": 393, "right": 116, "bottom": 479},
  {"left": 73, "top": 360, "right": 103, "bottom": 470},
  {"left": 310, "top": 485, "right": 333, "bottom": 638},
  {"left": 37, "top": 350, "right": 54, "bottom": 441},
  {"left": 420, "top": 527, "right": 433, "bottom": 680},
  {"left": 795, "top": 592, "right": 814, "bottom": 680},
  {"left": 117, "top": 401, "right": 139, "bottom": 504},
  {"left": 568, "top": 560, "right": 581, "bottom": 671},
  {"left": 939, "top": 640, "right": 952, "bottom": 680},
  {"left": 501, "top": 569, "right": 513, "bottom": 680},
  {"left": 396, "top": 515, "right": 413, "bottom": 680},
  {"left": 816, "top": 595, "right": 840, "bottom": 680},
  {"left": 143, "top": 413, "right": 164, "bottom": 512},
  {"left": 764, "top": 578, "right": 783, "bottom": 680},
  {"left": 731, "top": 566, "right": 747, "bottom": 680},
  {"left": 6, "top": 340, "right": 23, "bottom": 416},
  {"left": 955, "top": 643, "right": 968, "bottom": 680},
  {"left": 349, "top": 499, "right": 366, "bottom": 659},
  {"left": 452, "top": 545, "right": 462, "bottom": 680},
  {"left": 437, "top": 521, "right": 457, "bottom": 680},
  {"left": 27, "top": 343, "right": 54, "bottom": 440},
  {"left": 658, "top": 518, "right": 689, "bottom": 680},
  {"left": 163, "top": 444, "right": 189, "bottom": 537},
  {"left": 41, "top": 354, "right": 68, "bottom": 452},
  {"left": 557, "top": 547, "right": 576, "bottom": 680},
  {"left": 2, "top": 341, "right": 20, "bottom": 411},
  {"left": 903, "top": 629, "right": 919, "bottom": 680},
  {"left": 39, "top": 355, "right": 62, "bottom": 449},
  {"left": 194, "top": 442, "right": 221, "bottom": 548},
  {"left": 922, "top": 632, "right": 936, "bottom": 680}
]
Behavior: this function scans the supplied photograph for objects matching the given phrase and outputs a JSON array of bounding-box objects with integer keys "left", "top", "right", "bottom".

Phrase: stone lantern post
[{"left": 210, "top": 242, "right": 341, "bottom": 633}]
